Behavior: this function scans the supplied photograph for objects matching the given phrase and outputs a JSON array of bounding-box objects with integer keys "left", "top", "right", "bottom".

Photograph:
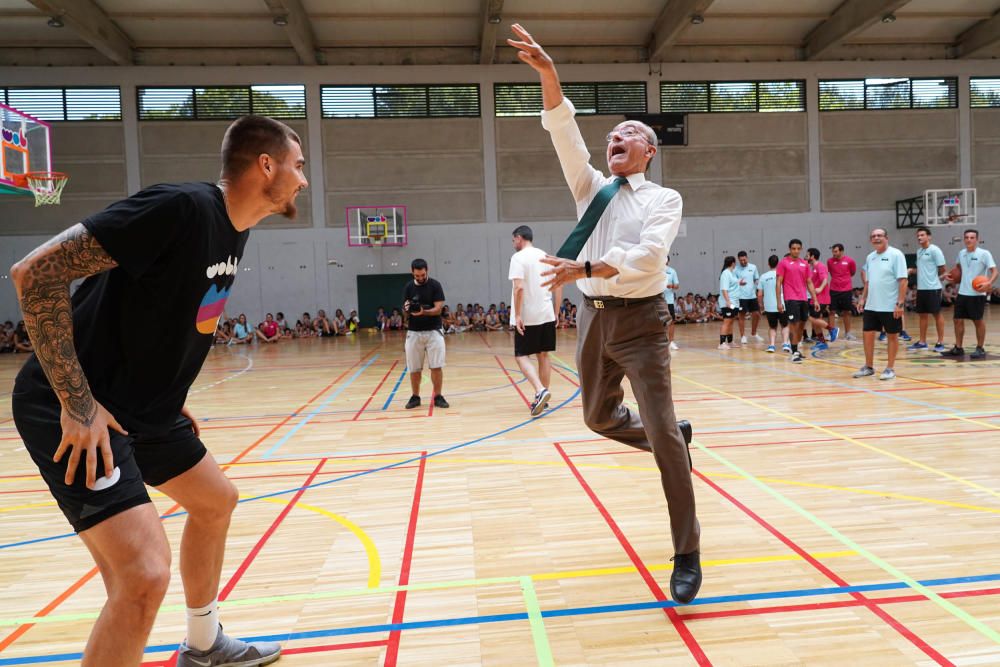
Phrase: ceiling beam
[
  {"left": 954, "top": 10, "right": 1000, "bottom": 58},
  {"left": 647, "top": 0, "right": 715, "bottom": 63},
  {"left": 26, "top": 0, "right": 133, "bottom": 65},
  {"left": 478, "top": 0, "right": 504, "bottom": 65},
  {"left": 263, "top": 0, "right": 321, "bottom": 65},
  {"left": 803, "top": 0, "right": 912, "bottom": 61}
]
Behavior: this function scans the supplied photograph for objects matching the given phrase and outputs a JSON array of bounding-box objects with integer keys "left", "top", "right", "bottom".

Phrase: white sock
[{"left": 186, "top": 600, "right": 220, "bottom": 651}]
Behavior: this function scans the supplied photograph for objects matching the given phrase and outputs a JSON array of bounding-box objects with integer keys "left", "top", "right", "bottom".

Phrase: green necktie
[{"left": 556, "top": 176, "right": 628, "bottom": 259}]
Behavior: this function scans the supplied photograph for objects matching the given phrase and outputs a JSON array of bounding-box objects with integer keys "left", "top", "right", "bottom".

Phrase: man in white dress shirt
[{"left": 508, "top": 24, "right": 701, "bottom": 605}]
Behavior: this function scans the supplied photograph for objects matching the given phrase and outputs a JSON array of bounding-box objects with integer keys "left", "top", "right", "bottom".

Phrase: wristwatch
[{"left": 585, "top": 261, "right": 592, "bottom": 278}]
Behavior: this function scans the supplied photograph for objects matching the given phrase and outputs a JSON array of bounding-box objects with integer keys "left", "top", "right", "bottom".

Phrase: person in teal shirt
[
  {"left": 718, "top": 256, "right": 741, "bottom": 349},
  {"left": 757, "top": 254, "right": 790, "bottom": 353},
  {"left": 734, "top": 251, "right": 762, "bottom": 344},
  {"left": 855, "top": 228, "right": 907, "bottom": 380},
  {"left": 943, "top": 228, "right": 998, "bottom": 359},
  {"left": 908, "top": 227, "right": 947, "bottom": 352},
  {"left": 663, "top": 257, "right": 680, "bottom": 350}
]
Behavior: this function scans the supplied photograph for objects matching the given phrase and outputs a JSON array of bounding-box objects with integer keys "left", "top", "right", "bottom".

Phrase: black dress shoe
[
  {"left": 678, "top": 420, "right": 693, "bottom": 469},
  {"left": 405, "top": 395, "right": 421, "bottom": 409},
  {"left": 670, "top": 551, "right": 702, "bottom": 604}
]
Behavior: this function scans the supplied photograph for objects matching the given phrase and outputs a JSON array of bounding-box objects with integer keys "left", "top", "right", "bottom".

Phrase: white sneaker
[
  {"left": 845, "top": 333, "right": 858, "bottom": 341},
  {"left": 718, "top": 342, "right": 730, "bottom": 350},
  {"left": 853, "top": 366, "right": 875, "bottom": 378},
  {"left": 669, "top": 341, "right": 679, "bottom": 350},
  {"left": 879, "top": 368, "right": 896, "bottom": 381},
  {"left": 753, "top": 334, "right": 765, "bottom": 342},
  {"left": 740, "top": 336, "right": 748, "bottom": 345}
]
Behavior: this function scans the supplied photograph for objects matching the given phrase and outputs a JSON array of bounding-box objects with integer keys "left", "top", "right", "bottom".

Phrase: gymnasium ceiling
[{"left": 2, "top": 0, "right": 1000, "bottom": 67}]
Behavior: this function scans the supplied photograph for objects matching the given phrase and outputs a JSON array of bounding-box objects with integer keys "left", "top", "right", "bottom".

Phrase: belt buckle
[{"left": 593, "top": 299, "right": 604, "bottom": 309}]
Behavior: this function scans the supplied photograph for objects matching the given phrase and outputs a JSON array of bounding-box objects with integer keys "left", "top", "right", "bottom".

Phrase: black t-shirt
[
  {"left": 16, "top": 182, "right": 248, "bottom": 433},
  {"left": 403, "top": 278, "right": 445, "bottom": 331}
]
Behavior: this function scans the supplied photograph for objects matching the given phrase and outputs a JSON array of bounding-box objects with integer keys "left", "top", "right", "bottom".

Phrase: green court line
[
  {"left": 693, "top": 437, "right": 1000, "bottom": 646},
  {"left": 520, "top": 576, "right": 555, "bottom": 667}
]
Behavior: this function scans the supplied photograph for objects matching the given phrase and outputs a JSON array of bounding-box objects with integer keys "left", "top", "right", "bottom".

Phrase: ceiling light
[
  {"left": 487, "top": 14, "right": 502, "bottom": 24},
  {"left": 273, "top": 15, "right": 288, "bottom": 27},
  {"left": 881, "top": 14, "right": 896, "bottom": 24},
  {"left": 690, "top": 14, "right": 704, "bottom": 25},
  {"left": 46, "top": 16, "right": 64, "bottom": 28}
]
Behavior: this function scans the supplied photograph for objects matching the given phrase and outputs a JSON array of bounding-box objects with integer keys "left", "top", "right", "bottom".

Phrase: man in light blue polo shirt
[
  {"left": 943, "top": 228, "right": 998, "bottom": 359},
  {"left": 663, "top": 257, "right": 680, "bottom": 350},
  {"left": 757, "top": 254, "right": 789, "bottom": 353},
  {"left": 908, "top": 226, "right": 947, "bottom": 352},
  {"left": 855, "top": 228, "right": 907, "bottom": 380},
  {"left": 734, "top": 251, "right": 762, "bottom": 344}
]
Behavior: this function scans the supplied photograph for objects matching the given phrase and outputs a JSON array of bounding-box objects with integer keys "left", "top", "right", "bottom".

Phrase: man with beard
[
  {"left": 10, "top": 115, "right": 305, "bottom": 666},
  {"left": 402, "top": 258, "right": 449, "bottom": 410}
]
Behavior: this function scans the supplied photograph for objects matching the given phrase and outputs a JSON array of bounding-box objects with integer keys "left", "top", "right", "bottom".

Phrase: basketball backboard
[
  {"left": 346, "top": 205, "right": 408, "bottom": 247},
  {"left": 0, "top": 104, "right": 52, "bottom": 196}
]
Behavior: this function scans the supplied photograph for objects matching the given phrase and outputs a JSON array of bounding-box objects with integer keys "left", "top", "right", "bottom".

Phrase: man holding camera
[{"left": 403, "top": 258, "right": 448, "bottom": 409}]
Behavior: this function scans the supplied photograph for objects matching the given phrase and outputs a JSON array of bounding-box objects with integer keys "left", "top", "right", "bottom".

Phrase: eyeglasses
[{"left": 605, "top": 127, "right": 650, "bottom": 143}]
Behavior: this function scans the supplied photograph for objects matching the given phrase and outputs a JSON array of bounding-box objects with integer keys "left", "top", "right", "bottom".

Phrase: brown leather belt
[{"left": 583, "top": 295, "right": 663, "bottom": 309}]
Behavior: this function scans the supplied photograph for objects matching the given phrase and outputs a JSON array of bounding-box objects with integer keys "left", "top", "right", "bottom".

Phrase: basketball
[
  {"left": 973, "top": 275, "right": 991, "bottom": 293},
  {"left": 945, "top": 267, "right": 961, "bottom": 283}
]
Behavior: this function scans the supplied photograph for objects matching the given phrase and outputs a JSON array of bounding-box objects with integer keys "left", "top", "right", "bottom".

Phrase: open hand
[
  {"left": 507, "top": 24, "right": 554, "bottom": 73},
  {"left": 540, "top": 255, "right": 584, "bottom": 290}
]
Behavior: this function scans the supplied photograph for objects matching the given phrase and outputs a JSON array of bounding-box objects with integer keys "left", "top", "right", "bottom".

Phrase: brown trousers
[{"left": 576, "top": 296, "right": 700, "bottom": 555}]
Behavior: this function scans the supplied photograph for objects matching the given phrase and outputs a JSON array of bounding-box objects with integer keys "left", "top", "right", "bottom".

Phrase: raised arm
[{"left": 10, "top": 223, "right": 128, "bottom": 488}]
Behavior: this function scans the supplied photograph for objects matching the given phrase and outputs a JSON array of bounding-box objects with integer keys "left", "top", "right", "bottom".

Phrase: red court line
[
  {"left": 554, "top": 442, "right": 711, "bottom": 666},
  {"left": 494, "top": 355, "right": 531, "bottom": 407},
  {"left": 228, "top": 466, "right": 418, "bottom": 482},
  {"left": 477, "top": 332, "right": 493, "bottom": 349},
  {"left": 671, "top": 380, "right": 1000, "bottom": 403},
  {"left": 682, "top": 586, "right": 1000, "bottom": 622},
  {"left": 352, "top": 360, "right": 399, "bottom": 421},
  {"left": 693, "top": 470, "right": 953, "bottom": 666},
  {"left": 552, "top": 365, "right": 580, "bottom": 387},
  {"left": 224, "top": 450, "right": 424, "bottom": 465},
  {"left": 384, "top": 453, "right": 427, "bottom": 666},
  {"left": 142, "top": 639, "right": 390, "bottom": 665}
]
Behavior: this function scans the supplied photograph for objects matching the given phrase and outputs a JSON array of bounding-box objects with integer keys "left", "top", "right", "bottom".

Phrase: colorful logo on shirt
[{"left": 196, "top": 284, "right": 230, "bottom": 334}]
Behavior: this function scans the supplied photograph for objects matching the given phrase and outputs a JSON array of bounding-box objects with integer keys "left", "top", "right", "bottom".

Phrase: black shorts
[
  {"left": 863, "top": 310, "right": 903, "bottom": 334},
  {"left": 784, "top": 300, "right": 809, "bottom": 323},
  {"left": 765, "top": 311, "right": 789, "bottom": 329},
  {"left": 915, "top": 289, "right": 942, "bottom": 315},
  {"left": 514, "top": 321, "right": 557, "bottom": 357},
  {"left": 954, "top": 294, "right": 987, "bottom": 321},
  {"left": 739, "top": 298, "right": 759, "bottom": 313},
  {"left": 809, "top": 303, "right": 831, "bottom": 320},
  {"left": 720, "top": 307, "right": 739, "bottom": 319},
  {"left": 11, "top": 385, "right": 206, "bottom": 533},
  {"left": 667, "top": 303, "right": 676, "bottom": 319},
  {"left": 830, "top": 290, "right": 853, "bottom": 313}
]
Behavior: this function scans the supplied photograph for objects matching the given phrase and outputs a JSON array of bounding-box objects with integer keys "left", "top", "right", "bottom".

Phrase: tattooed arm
[{"left": 11, "top": 223, "right": 128, "bottom": 488}]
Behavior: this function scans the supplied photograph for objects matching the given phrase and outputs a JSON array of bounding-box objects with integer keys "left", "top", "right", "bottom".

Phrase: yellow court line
[
  {"left": 673, "top": 372, "right": 1000, "bottom": 504},
  {"left": 0, "top": 499, "right": 57, "bottom": 513},
  {"left": 948, "top": 414, "right": 1000, "bottom": 432}
]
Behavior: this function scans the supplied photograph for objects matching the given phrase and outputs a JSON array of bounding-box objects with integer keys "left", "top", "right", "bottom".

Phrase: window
[
  {"left": 970, "top": 78, "right": 1000, "bottom": 108},
  {"left": 819, "top": 78, "right": 957, "bottom": 111},
  {"left": 1, "top": 87, "right": 121, "bottom": 121},
  {"left": 321, "top": 84, "right": 480, "bottom": 118},
  {"left": 138, "top": 85, "right": 306, "bottom": 120},
  {"left": 495, "top": 81, "right": 646, "bottom": 116},
  {"left": 660, "top": 81, "right": 804, "bottom": 113}
]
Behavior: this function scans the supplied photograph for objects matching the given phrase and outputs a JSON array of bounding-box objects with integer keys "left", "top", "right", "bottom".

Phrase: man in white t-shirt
[
  {"left": 509, "top": 225, "right": 561, "bottom": 416},
  {"left": 663, "top": 257, "right": 680, "bottom": 350}
]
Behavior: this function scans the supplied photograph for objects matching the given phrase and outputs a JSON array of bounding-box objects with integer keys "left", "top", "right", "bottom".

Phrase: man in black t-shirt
[
  {"left": 10, "top": 116, "right": 307, "bottom": 666},
  {"left": 402, "top": 258, "right": 449, "bottom": 409}
]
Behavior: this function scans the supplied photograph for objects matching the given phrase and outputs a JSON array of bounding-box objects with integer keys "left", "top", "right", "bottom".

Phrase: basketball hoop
[
  {"left": 25, "top": 171, "right": 68, "bottom": 206},
  {"left": 367, "top": 233, "right": 385, "bottom": 247}
]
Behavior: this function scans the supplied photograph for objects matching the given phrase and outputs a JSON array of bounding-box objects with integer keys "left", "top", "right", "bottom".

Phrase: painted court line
[
  {"left": 520, "top": 576, "right": 554, "bottom": 667},
  {"left": 381, "top": 367, "right": 408, "bottom": 410},
  {"left": 352, "top": 360, "right": 399, "bottom": 420},
  {"left": 384, "top": 454, "right": 426, "bottom": 666}
]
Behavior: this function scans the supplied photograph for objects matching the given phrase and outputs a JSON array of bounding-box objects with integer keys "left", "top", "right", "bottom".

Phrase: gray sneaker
[
  {"left": 853, "top": 366, "right": 875, "bottom": 378},
  {"left": 530, "top": 388, "right": 551, "bottom": 417},
  {"left": 879, "top": 368, "right": 896, "bottom": 381},
  {"left": 178, "top": 625, "right": 281, "bottom": 667}
]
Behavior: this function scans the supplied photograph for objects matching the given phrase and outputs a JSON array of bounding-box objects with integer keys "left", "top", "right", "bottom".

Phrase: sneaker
[
  {"left": 782, "top": 343, "right": 792, "bottom": 353},
  {"left": 900, "top": 331, "right": 912, "bottom": 342},
  {"left": 766, "top": 345, "right": 776, "bottom": 353},
  {"left": 530, "top": 388, "right": 551, "bottom": 417},
  {"left": 791, "top": 351, "right": 803, "bottom": 363},
  {"left": 177, "top": 625, "right": 280, "bottom": 667},
  {"left": 718, "top": 342, "right": 730, "bottom": 350},
  {"left": 970, "top": 347, "right": 987, "bottom": 360},
  {"left": 878, "top": 332, "right": 887, "bottom": 342},
  {"left": 405, "top": 395, "right": 421, "bottom": 410},
  {"left": 853, "top": 366, "right": 875, "bottom": 378},
  {"left": 433, "top": 394, "right": 450, "bottom": 408},
  {"left": 879, "top": 368, "right": 896, "bottom": 381},
  {"left": 740, "top": 336, "right": 748, "bottom": 345},
  {"left": 828, "top": 327, "right": 839, "bottom": 343},
  {"left": 941, "top": 346, "right": 965, "bottom": 357},
  {"left": 802, "top": 336, "right": 815, "bottom": 344},
  {"left": 669, "top": 341, "right": 679, "bottom": 351},
  {"left": 907, "top": 341, "right": 928, "bottom": 351},
  {"left": 845, "top": 333, "right": 858, "bottom": 341},
  {"left": 813, "top": 341, "right": 828, "bottom": 351},
  {"left": 753, "top": 334, "right": 765, "bottom": 342},
  {"left": 933, "top": 343, "right": 946, "bottom": 353}
]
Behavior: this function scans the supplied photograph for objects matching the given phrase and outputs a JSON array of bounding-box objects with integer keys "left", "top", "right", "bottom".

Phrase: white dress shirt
[{"left": 541, "top": 98, "right": 683, "bottom": 298}]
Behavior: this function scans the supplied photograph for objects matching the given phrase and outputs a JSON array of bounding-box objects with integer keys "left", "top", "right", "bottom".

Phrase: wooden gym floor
[{"left": 1, "top": 312, "right": 999, "bottom": 666}]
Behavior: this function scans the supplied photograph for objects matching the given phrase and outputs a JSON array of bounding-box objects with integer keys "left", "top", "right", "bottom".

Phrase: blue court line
[
  {"left": 381, "top": 367, "right": 407, "bottom": 410},
  {"left": 3, "top": 571, "right": 998, "bottom": 665},
  {"left": 260, "top": 356, "right": 379, "bottom": 459},
  {"left": 0, "top": 390, "right": 581, "bottom": 551}
]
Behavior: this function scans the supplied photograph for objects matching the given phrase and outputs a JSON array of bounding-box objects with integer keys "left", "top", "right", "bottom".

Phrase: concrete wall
[{"left": 1, "top": 61, "right": 998, "bottom": 322}]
